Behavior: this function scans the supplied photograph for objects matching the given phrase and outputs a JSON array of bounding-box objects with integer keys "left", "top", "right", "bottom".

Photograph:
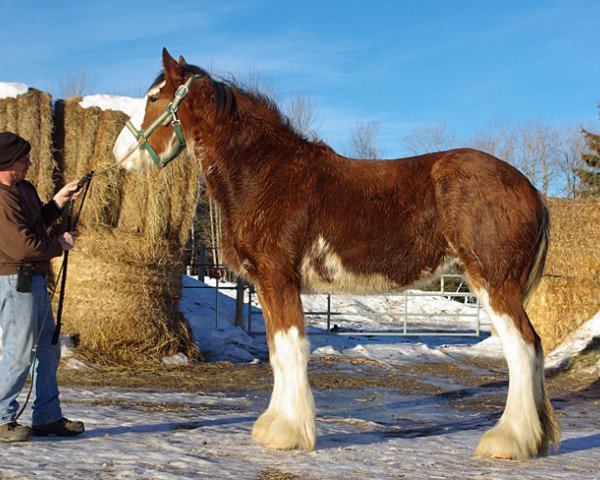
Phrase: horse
[{"left": 113, "top": 48, "right": 560, "bottom": 460}]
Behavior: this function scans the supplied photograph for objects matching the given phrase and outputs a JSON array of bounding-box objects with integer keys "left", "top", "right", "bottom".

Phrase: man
[{"left": 0, "top": 131, "right": 85, "bottom": 443}]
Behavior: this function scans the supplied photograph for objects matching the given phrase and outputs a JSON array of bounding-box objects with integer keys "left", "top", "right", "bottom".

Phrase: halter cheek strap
[{"left": 125, "top": 75, "right": 196, "bottom": 168}]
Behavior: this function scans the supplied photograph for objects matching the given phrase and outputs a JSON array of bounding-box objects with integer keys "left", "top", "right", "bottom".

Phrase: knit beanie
[{"left": 0, "top": 132, "right": 31, "bottom": 171}]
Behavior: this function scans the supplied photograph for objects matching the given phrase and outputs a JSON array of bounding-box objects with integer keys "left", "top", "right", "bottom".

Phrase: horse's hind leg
[
  {"left": 474, "top": 285, "right": 560, "bottom": 460},
  {"left": 251, "top": 273, "right": 316, "bottom": 451}
]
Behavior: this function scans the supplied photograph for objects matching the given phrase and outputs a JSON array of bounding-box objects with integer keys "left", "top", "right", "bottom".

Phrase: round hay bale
[
  {"left": 529, "top": 276, "right": 600, "bottom": 354},
  {"left": 527, "top": 197, "right": 600, "bottom": 353},
  {"left": 544, "top": 197, "right": 600, "bottom": 279},
  {"left": 55, "top": 229, "right": 196, "bottom": 365},
  {"left": 60, "top": 98, "right": 125, "bottom": 227}
]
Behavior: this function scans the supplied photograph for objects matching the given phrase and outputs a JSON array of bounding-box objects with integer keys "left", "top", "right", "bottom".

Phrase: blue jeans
[{"left": 0, "top": 274, "right": 62, "bottom": 426}]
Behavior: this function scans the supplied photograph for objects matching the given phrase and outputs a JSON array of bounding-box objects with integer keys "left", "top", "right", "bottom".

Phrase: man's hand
[
  {"left": 57, "top": 231, "right": 78, "bottom": 251},
  {"left": 53, "top": 181, "right": 83, "bottom": 209}
]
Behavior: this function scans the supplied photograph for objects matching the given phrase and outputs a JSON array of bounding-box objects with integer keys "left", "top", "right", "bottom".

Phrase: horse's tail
[{"left": 523, "top": 192, "right": 550, "bottom": 304}]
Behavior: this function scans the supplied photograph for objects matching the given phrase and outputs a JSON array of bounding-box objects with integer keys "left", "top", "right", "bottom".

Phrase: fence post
[
  {"left": 246, "top": 285, "right": 254, "bottom": 334},
  {"left": 197, "top": 244, "right": 206, "bottom": 279},
  {"left": 235, "top": 278, "right": 245, "bottom": 328}
]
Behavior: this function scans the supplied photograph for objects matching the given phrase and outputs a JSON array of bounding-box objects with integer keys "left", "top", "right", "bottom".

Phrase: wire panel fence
[{"left": 184, "top": 249, "right": 483, "bottom": 337}]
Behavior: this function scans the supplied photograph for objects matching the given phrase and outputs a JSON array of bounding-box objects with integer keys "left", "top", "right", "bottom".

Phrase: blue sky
[{"left": 1, "top": 0, "right": 599, "bottom": 157}]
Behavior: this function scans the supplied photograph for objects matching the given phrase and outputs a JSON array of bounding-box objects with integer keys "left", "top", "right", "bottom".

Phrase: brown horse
[{"left": 114, "top": 49, "right": 560, "bottom": 460}]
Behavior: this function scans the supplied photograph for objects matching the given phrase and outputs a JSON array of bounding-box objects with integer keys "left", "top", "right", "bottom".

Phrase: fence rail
[
  {"left": 184, "top": 258, "right": 483, "bottom": 338},
  {"left": 247, "top": 274, "right": 482, "bottom": 337}
]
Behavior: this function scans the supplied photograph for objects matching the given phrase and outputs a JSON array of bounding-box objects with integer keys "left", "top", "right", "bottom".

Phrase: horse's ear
[
  {"left": 162, "top": 48, "right": 181, "bottom": 82},
  {"left": 178, "top": 55, "right": 187, "bottom": 66}
]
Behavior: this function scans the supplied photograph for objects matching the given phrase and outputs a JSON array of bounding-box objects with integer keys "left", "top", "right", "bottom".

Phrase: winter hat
[{"left": 0, "top": 132, "right": 31, "bottom": 171}]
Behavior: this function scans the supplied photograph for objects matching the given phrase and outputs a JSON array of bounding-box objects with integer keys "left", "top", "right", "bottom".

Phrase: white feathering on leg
[
  {"left": 475, "top": 291, "right": 545, "bottom": 460},
  {"left": 252, "top": 326, "right": 316, "bottom": 450}
]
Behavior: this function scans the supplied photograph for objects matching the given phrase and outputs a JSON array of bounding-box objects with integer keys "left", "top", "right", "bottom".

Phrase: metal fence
[
  {"left": 184, "top": 251, "right": 483, "bottom": 337},
  {"left": 245, "top": 274, "right": 482, "bottom": 337}
]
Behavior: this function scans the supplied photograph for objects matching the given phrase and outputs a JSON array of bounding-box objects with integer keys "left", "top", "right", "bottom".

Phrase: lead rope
[{"left": 15, "top": 172, "right": 94, "bottom": 421}]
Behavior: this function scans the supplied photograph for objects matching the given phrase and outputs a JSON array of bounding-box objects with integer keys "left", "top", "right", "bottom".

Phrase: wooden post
[
  {"left": 197, "top": 244, "right": 206, "bottom": 279},
  {"left": 235, "top": 277, "right": 245, "bottom": 328}
]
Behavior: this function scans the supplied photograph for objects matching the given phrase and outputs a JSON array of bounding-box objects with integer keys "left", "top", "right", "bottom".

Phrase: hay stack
[
  {"left": 54, "top": 98, "right": 200, "bottom": 364},
  {"left": 528, "top": 197, "right": 600, "bottom": 353},
  {"left": 0, "top": 89, "right": 56, "bottom": 200}
]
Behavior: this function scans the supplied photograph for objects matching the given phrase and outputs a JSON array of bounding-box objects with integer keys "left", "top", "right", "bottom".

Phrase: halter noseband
[{"left": 125, "top": 75, "right": 196, "bottom": 168}]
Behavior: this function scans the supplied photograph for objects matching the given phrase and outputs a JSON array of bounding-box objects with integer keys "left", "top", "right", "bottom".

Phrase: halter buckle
[{"left": 174, "top": 84, "right": 189, "bottom": 100}]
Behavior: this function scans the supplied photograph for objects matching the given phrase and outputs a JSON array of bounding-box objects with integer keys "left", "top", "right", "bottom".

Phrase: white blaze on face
[{"left": 113, "top": 82, "right": 165, "bottom": 171}]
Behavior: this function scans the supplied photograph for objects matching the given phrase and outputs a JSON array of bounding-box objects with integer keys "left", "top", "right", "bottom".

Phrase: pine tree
[{"left": 575, "top": 125, "right": 600, "bottom": 198}]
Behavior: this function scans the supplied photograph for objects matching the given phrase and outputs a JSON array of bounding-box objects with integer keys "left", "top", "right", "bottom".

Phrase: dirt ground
[{"left": 57, "top": 350, "right": 600, "bottom": 415}]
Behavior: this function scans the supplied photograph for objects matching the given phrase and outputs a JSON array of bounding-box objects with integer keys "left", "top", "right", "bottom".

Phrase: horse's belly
[
  {"left": 299, "top": 237, "right": 400, "bottom": 294},
  {"left": 299, "top": 236, "right": 457, "bottom": 294}
]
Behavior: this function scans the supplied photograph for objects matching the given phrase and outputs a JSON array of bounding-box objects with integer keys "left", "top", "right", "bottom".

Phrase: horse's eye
[{"left": 148, "top": 95, "right": 159, "bottom": 103}]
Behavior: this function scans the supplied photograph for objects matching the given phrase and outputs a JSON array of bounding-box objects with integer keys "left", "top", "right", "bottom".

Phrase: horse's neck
[
  {"left": 194, "top": 143, "right": 247, "bottom": 218},
  {"left": 191, "top": 111, "right": 322, "bottom": 217},
  {"left": 194, "top": 120, "right": 289, "bottom": 181}
]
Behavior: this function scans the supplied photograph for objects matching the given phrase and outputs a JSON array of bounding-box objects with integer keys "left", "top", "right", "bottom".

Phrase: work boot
[
  {"left": 32, "top": 417, "right": 85, "bottom": 437},
  {"left": 0, "top": 421, "right": 33, "bottom": 443}
]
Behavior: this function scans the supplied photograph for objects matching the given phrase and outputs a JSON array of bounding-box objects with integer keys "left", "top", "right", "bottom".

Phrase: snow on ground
[
  {"left": 1, "top": 275, "right": 599, "bottom": 479},
  {"left": 546, "top": 311, "right": 600, "bottom": 369},
  {"left": 3, "top": 384, "right": 600, "bottom": 480}
]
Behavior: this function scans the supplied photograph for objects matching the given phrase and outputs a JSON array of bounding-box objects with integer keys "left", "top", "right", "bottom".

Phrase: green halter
[{"left": 125, "top": 76, "right": 195, "bottom": 167}]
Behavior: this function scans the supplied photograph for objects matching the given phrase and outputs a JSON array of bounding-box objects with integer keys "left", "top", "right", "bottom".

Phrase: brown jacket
[{"left": 0, "top": 180, "right": 63, "bottom": 275}]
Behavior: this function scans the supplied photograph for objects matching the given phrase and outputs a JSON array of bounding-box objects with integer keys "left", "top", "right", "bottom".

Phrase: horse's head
[{"left": 113, "top": 48, "right": 218, "bottom": 171}]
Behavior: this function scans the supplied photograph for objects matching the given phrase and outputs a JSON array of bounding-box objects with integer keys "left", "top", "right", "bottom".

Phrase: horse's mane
[
  {"left": 151, "top": 65, "right": 325, "bottom": 148},
  {"left": 150, "top": 65, "right": 236, "bottom": 115}
]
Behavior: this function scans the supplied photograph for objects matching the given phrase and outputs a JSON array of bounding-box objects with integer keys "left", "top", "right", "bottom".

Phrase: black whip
[{"left": 51, "top": 171, "right": 94, "bottom": 345}]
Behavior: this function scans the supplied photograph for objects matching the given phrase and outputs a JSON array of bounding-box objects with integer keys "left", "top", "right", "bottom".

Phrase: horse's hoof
[
  {"left": 475, "top": 423, "right": 540, "bottom": 460},
  {"left": 252, "top": 411, "right": 316, "bottom": 451}
]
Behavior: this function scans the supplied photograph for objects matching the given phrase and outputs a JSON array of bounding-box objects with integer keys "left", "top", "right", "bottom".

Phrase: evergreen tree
[{"left": 575, "top": 121, "right": 600, "bottom": 197}]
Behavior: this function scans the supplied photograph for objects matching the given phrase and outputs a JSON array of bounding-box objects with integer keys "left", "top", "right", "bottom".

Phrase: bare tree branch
[
  {"left": 286, "top": 94, "right": 319, "bottom": 139},
  {"left": 349, "top": 119, "right": 384, "bottom": 160},
  {"left": 56, "top": 65, "right": 97, "bottom": 98},
  {"left": 402, "top": 121, "right": 457, "bottom": 155}
]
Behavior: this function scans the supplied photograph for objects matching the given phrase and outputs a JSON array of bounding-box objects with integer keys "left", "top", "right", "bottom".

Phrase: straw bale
[
  {"left": 53, "top": 229, "right": 196, "bottom": 365},
  {"left": 1, "top": 93, "right": 199, "bottom": 364},
  {"left": 0, "top": 98, "right": 18, "bottom": 131},
  {"left": 61, "top": 98, "right": 125, "bottom": 227},
  {"left": 56, "top": 100, "right": 200, "bottom": 364},
  {"left": 527, "top": 197, "right": 600, "bottom": 353},
  {"left": 0, "top": 89, "right": 56, "bottom": 201},
  {"left": 543, "top": 197, "right": 600, "bottom": 279}
]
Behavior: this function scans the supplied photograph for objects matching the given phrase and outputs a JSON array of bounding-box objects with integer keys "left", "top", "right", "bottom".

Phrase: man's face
[{"left": 0, "top": 153, "right": 31, "bottom": 185}]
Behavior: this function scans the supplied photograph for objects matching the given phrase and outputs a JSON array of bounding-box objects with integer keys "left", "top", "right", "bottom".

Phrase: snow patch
[
  {"left": 161, "top": 352, "right": 190, "bottom": 366},
  {"left": 79, "top": 94, "right": 144, "bottom": 116},
  {"left": 0, "top": 82, "right": 29, "bottom": 99},
  {"left": 546, "top": 311, "right": 600, "bottom": 369}
]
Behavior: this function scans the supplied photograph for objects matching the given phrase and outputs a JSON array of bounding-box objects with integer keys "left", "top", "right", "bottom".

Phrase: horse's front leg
[{"left": 252, "top": 274, "right": 316, "bottom": 451}]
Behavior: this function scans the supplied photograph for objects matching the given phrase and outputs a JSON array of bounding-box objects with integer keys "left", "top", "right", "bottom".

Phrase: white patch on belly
[
  {"left": 300, "top": 236, "right": 460, "bottom": 294},
  {"left": 300, "top": 237, "right": 399, "bottom": 294}
]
